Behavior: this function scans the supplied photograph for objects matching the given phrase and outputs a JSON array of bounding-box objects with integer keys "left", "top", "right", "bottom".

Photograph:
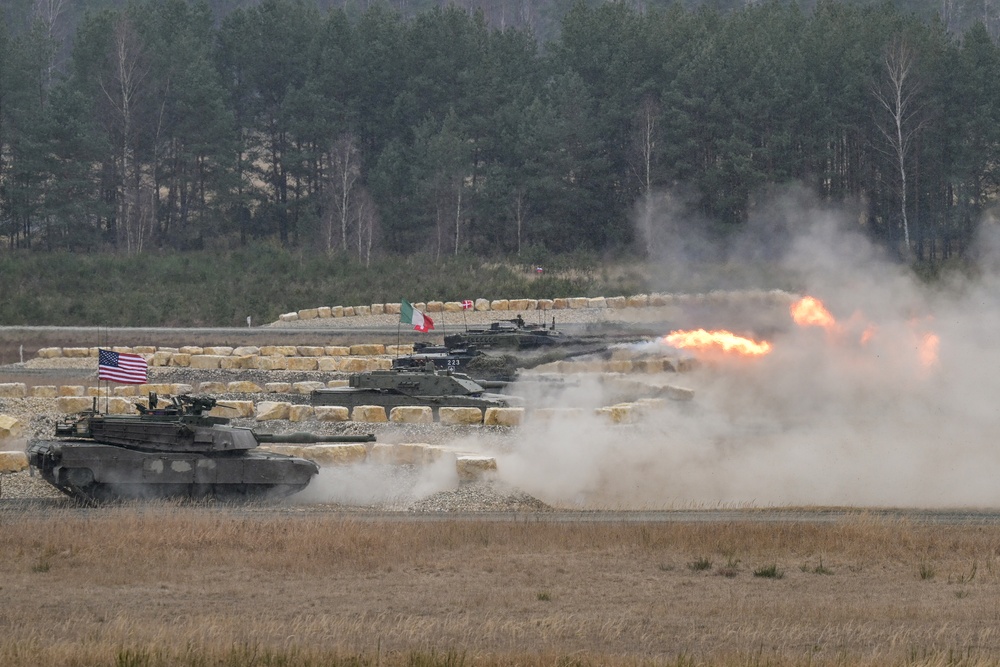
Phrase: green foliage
[
  {"left": 688, "top": 557, "right": 712, "bottom": 571},
  {"left": 0, "top": 0, "right": 997, "bottom": 263},
  {"left": 752, "top": 564, "right": 784, "bottom": 579},
  {"left": 0, "top": 247, "right": 646, "bottom": 326}
]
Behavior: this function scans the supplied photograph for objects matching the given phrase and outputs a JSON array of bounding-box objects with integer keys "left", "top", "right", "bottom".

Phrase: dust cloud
[{"left": 498, "top": 185, "right": 1000, "bottom": 509}]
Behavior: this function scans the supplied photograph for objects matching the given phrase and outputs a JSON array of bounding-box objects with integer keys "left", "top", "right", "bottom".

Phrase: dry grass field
[{"left": 3, "top": 508, "right": 1000, "bottom": 666}]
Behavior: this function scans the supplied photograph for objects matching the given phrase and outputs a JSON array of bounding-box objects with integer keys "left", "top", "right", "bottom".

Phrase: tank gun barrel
[{"left": 254, "top": 432, "right": 376, "bottom": 445}]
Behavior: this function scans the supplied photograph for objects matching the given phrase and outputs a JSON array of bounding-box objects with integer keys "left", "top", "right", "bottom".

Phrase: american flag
[
  {"left": 461, "top": 300, "right": 474, "bottom": 310},
  {"left": 98, "top": 349, "right": 148, "bottom": 384}
]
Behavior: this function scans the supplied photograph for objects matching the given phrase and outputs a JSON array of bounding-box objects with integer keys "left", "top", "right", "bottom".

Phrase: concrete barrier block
[
  {"left": 484, "top": 407, "right": 525, "bottom": 426},
  {"left": 227, "top": 381, "right": 262, "bottom": 393},
  {"left": 296, "top": 346, "right": 325, "bottom": 357},
  {"left": 169, "top": 353, "right": 191, "bottom": 367},
  {"left": 107, "top": 397, "right": 136, "bottom": 414},
  {"left": 289, "top": 405, "right": 315, "bottom": 422},
  {"left": 349, "top": 344, "right": 385, "bottom": 356},
  {"left": 339, "top": 357, "right": 376, "bottom": 372},
  {"left": 317, "top": 307, "right": 332, "bottom": 318},
  {"left": 258, "top": 356, "right": 289, "bottom": 371},
  {"left": 178, "top": 346, "right": 204, "bottom": 355},
  {"left": 292, "top": 381, "right": 325, "bottom": 395},
  {"left": 58, "top": 385, "right": 85, "bottom": 397},
  {"left": 298, "top": 308, "right": 319, "bottom": 320},
  {"left": 606, "top": 296, "right": 627, "bottom": 309},
  {"left": 474, "top": 298, "right": 490, "bottom": 311},
  {"left": 56, "top": 396, "right": 93, "bottom": 413},
  {"left": 232, "top": 346, "right": 260, "bottom": 357},
  {"left": 31, "top": 386, "right": 58, "bottom": 398},
  {"left": 0, "top": 383, "right": 27, "bottom": 398},
  {"left": 389, "top": 406, "right": 433, "bottom": 424},
  {"left": 188, "top": 355, "right": 224, "bottom": 370},
  {"left": 457, "top": 456, "right": 497, "bottom": 482},
  {"left": 490, "top": 299, "right": 509, "bottom": 311},
  {"left": 286, "top": 357, "right": 318, "bottom": 371},
  {"left": 151, "top": 351, "right": 173, "bottom": 367},
  {"left": 596, "top": 403, "right": 637, "bottom": 423},
  {"left": 370, "top": 443, "right": 427, "bottom": 465},
  {"left": 36, "top": 347, "right": 63, "bottom": 358},
  {"left": 62, "top": 347, "right": 91, "bottom": 358},
  {"left": 0, "top": 414, "right": 24, "bottom": 440},
  {"left": 325, "top": 346, "right": 350, "bottom": 356},
  {"left": 0, "top": 451, "right": 28, "bottom": 473},
  {"left": 305, "top": 443, "right": 367, "bottom": 465},
  {"left": 255, "top": 401, "right": 291, "bottom": 421},
  {"left": 508, "top": 299, "right": 531, "bottom": 310},
  {"left": 203, "top": 346, "right": 234, "bottom": 356},
  {"left": 626, "top": 294, "right": 649, "bottom": 307},
  {"left": 439, "top": 406, "right": 483, "bottom": 425},
  {"left": 209, "top": 400, "right": 254, "bottom": 418},
  {"left": 588, "top": 297, "right": 608, "bottom": 309},
  {"left": 264, "top": 382, "right": 292, "bottom": 393},
  {"left": 314, "top": 406, "right": 350, "bottom": 421},
  {"left": 198, "top": 381, "right": 227, "bottom": 394},
  {"left": 351, "top": 405, "right": 387, "bottom": 423},
  {"left": 317, "top": 357, "right": 340, "bottom": 372}
]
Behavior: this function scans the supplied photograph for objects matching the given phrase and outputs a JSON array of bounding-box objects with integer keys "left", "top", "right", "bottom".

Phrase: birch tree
[
  {"left": 872, "top": 35, "right": 927, "bottom": 253},
  {"left": 328, "top": 133, "right": 360, "bottom": 252},
  {"left": 101, "top": 14, "right": 149, "bottom": 254}
]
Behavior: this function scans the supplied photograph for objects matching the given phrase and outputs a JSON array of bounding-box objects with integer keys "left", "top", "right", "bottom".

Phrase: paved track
[{"left": 4, "top": 497, "right": 1000, "bottom": 525}]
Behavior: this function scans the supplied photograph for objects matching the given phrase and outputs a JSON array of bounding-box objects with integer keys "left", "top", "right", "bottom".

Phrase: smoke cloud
[{"left": 497, "top": 185, "right": 1000, "bottom": 509}]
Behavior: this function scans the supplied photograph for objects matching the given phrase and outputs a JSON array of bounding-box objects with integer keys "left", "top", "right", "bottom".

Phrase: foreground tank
[
  {"left": 311, "top": 365, "right": 513, "bottom": 413},
  {"left": 27, "top": 394, "right": 373, "bottom": 503}
]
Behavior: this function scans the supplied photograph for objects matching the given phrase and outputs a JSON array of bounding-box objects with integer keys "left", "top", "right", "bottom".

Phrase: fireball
[{"left": 663, "top": 329, "right": 772, "bottom": 357}]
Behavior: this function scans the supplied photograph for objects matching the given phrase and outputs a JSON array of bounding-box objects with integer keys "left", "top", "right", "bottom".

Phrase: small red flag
[{"left": 461, "top": 300, "right": 474, "bottom": 310}]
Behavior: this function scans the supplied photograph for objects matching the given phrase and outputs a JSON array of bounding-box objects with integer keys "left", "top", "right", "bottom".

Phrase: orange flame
[
  {"left": 790, "top": 296, "right": 836, "bottom": 329},
  {"left": 663, "top": 329, "right": 772, "bottom": 357},
  {"left": 918, "top": 332, "right": 939, "bottom": 368}
]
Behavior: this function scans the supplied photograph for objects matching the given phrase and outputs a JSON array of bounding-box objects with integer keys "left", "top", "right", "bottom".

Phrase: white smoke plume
[{"left": 497, "top": 185, "right": 1000, "bottom": 509}]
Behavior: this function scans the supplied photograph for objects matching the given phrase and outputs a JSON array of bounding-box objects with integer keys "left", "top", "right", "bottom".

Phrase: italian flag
[{"left": 400, "top": 299, "right": 434, "bottom": 332}]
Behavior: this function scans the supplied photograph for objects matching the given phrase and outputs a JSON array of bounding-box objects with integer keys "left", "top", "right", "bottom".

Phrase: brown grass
[{"left": 3, "top": 507, "right": 1000, "bottom": 666}]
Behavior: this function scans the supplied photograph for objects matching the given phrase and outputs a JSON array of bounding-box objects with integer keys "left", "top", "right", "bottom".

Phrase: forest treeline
[{"left": 1, "top": 0, "right": 998, "bottom": 263}]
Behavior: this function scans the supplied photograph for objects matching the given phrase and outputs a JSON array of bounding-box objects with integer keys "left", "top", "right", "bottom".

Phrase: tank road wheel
[{"left": 60, "top": 468, "right": 101, "bottom": 504}]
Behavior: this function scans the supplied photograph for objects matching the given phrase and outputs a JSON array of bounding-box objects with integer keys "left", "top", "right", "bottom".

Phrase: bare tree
[
  {"left": 101, "top": 14, "right": 149, "bottom": 255},
  {"left": 509, "top": 187, "right": 526, "bottom": 254},
  {"left": 33, "top": 0, "right": 66, "bottom": 92},
  {"left": 871, "top": 36, "right": 928, "bottom": 253},
  {"left": 628, "top": 95, "right": 660, "bottom": 197},
  {"left": 328, "top": 133, "right": 360, "bottom": 252},
  {"left": 355, "top": 187, "right": 378, "bottom": 267}
]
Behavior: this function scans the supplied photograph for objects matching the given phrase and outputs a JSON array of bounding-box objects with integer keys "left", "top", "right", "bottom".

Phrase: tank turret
[{"left": 27, "top": 394, "right": 374, "bottom": 503}]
